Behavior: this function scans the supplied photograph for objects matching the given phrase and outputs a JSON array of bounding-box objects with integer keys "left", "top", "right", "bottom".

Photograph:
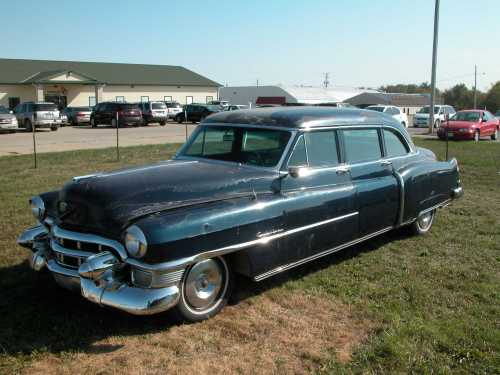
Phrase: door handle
[
  {"left": 336, "top": 166, "right": 350, "bottom": 174},
  {"left": 381, "top": 160, "right": 392, "bottom": 167}
]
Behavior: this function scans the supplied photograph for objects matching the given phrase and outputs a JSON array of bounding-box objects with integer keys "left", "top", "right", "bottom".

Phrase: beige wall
[
  {"left": 0, "top": 85, "right": 36, "bottom": 107},
  {"left": 0, "top": 84, "right": 218, "bottom": 108},
  {"left": 101, "top": 85, "right": 218, "bottom": 105}
]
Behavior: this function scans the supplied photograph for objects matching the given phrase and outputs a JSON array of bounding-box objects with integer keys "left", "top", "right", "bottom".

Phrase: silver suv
[
  {"left": 14, "top": 102, "right": 62, "bottom": 131},
  {"left": 138, "top": 101, "right": 168, "bottom": 125}
]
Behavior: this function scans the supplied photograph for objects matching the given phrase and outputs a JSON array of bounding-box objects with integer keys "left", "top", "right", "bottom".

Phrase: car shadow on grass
[{"left": 0, "top": 229, "right": 406, "bottom": 357}]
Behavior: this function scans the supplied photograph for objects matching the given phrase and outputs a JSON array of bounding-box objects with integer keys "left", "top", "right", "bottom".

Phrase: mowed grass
[{"left": 0, "top": 139, "right": 498, "bottom": 374}]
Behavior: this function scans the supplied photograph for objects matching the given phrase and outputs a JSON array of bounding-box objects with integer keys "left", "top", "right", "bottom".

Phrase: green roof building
[{"left": 0, "top": 58, "right": 221, "bottom": 109}]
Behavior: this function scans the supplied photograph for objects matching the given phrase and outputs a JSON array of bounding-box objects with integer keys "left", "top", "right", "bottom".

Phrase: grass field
[{"left": 0, "top": 139, "right": 498, "bottom": 374}]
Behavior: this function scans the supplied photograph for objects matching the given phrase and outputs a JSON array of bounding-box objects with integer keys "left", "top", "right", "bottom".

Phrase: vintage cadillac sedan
[{"left": 18, "top": 107, "right": 463, "bottom": 322}]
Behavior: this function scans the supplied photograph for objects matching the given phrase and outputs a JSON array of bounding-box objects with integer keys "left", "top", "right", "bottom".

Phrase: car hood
[{"left": 57, "top": 159, "right": 278, "bottom": 236}]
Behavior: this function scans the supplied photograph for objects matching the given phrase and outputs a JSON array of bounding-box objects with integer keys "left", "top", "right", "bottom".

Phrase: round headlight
[
  {"left": 30, "top": 196, "right": 45, "bottom": 221},
  {"left": 124, "top": 225, "right": 147, "bottom": 258}
]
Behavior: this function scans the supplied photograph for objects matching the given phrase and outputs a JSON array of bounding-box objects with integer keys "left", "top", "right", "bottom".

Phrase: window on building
[
  {"left": 89, "top": 96, "right": 96, "bottom": 107},
  {"left": 206, "top": 96, "right": 213, "bottom": 104},
  {"left": 116, "top": 96, "right": 125, "bottom": 103},
  {"left": 141, "top": 96, "right": 149, "bottom": 103},
  {"left": 8, "top": 97, "right": 20, "bottom": 110},
  {"left": 342, "top": 129, "right": 382, "bottom": 163},
  {"left": 383, "top": 129, "right": 409, "bottom": 157},
  {"left": 186, "top": 96, "right": 193, "bottom": 104},
  {"left": 164, "top": 96, "right": 172, "bottom": 102}
]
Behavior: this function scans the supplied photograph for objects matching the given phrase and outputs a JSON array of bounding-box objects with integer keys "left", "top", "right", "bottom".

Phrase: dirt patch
[{"left": 25, "top": 291, "right": 372, "bottom": 375}]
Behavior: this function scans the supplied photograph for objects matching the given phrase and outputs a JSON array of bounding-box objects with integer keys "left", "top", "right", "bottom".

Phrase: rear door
[
  {"left": 340, "top": 128, "right": 399, "bottom": 235},
  {"left": 281, "top": 129, "right": 357, "bottom": 264}
]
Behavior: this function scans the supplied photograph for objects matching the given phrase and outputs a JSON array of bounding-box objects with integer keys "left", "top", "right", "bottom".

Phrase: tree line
[{"left": 379, "top": 82, "right": 500, "bottom": 113}]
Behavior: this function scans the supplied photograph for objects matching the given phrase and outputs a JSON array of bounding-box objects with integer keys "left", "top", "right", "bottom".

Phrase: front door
[
  {"left": 340, "top": 128, "right": 399, "bottom": 235},
  {"left": 280, "top": 130, "right": 357, "bottom": 265},
  {"left": 45, "top": 94, "right": 67, "bottom": 110}
]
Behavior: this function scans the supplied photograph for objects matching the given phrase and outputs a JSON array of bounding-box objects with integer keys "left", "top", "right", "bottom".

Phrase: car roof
[{"left": 204, "top": 106, "right": 402, "bottom": 129}]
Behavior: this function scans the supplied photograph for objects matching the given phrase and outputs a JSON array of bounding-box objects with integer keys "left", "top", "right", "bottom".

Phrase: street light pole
[
  {"left": 473, "top": 64, "right": 477, "bottom": 109},
  {"left": 429, "top": 0, "right": 440, "bottom": 134}
]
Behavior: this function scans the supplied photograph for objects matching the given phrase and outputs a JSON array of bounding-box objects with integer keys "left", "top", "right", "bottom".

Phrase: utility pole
[
  {"left": 323, "top": 73, "right": 330, "bottom": 89},
  {"left": 473, "top": 65, "right": 477, "bottom": 109},
  {"left": 429, "top": 0, "right": 440, "bottom": 134}
]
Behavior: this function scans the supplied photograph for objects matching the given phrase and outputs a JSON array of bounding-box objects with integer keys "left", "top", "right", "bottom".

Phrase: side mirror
[{"left": 288, "top": 166, "right": 309, "bottom": 178}]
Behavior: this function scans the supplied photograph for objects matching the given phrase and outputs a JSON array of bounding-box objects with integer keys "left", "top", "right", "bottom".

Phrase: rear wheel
[
  {"left": 177, "top": 116, "right": 183, "bottom": 124},
  {"left": 410, "top": 210, "right": 435, "bottom": 235},
  {"left": 50, "top": 125, "right": 58, "bottom": 131},
  {"left": 25, "top": 119, "right": 33, "bottom": 132},
  {"left": 174, "top": 257, "right": 232, "bottom": 322},
  {"left": 491, "top": 128, "right": 498, "bottom": 140},
  {"left": 474, "top": 130, "right": 480, "bottom": 142}
]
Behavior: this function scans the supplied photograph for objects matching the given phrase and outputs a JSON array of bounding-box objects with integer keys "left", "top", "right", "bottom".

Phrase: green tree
[
  {"left": 442, "top": 84, "right": 475, "bottom": 110},
  {"left": 379, "top": 82, "right": 441, "bottom": 96},
  {"left": 483, "top": 81, "right": 500, "bottom": 113}
]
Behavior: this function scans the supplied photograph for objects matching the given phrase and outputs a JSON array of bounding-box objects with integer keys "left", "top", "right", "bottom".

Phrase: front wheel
[
  {"left": 159, "top": 120, "right": 166, "bottom": 126},
  {"left": 50, "top": 125, "right": 58, "bottom": 131},
  {"left": 176, "top": 117, "right": 183, "bottom": 124},
  {"left": 410, "top": 209, "right": 435, "bottom": 235},
  {"left": 491, "top": 128, "right": 498, "bottom": 141},
  {"left": 174, "top": 257, "right": 232, "bottom": 322}
]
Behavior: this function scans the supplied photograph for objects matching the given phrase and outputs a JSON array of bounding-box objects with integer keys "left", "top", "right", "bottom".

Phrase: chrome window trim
[
  {"left": 254, "top": 226, "right": 394, "bottom": 281},
  {"left": 126, "top": 211, "right": 359, "bottom": 272},
  {"left": 51, "top": 226, "right": 128, "bottom": 260}
]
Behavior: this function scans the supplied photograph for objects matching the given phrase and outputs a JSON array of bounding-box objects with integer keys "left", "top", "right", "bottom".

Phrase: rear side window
[
  {"left": 342, "top": 129, "right": 382, "bottom": 163},
  {"left": 383, "top": 129, "right": 409, "bottom": 157},
  {"left": 305, "top": 131, "right": 339, "bottom": 167}
]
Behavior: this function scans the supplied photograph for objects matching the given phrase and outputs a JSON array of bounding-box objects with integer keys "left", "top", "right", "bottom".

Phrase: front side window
[
  {"left": 383, "top": 129, "right": 409, "bottom": 157},
  {"left": 305, "top": 131, "right": 339, "bottom": 167},
  {"left": 182, "top": 126, "right": 291, "bottom": 168},
  {"left": 342, "top": 129, "right": 382, "bottom": 163},
  {"left": 452, "top": 111, "right": 481, "bottom": 122},
  {"left": 287, "top": 135, "right": 307, "bottom": 167}
]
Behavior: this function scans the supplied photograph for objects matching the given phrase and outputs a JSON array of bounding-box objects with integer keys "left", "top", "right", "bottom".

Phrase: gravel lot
[{"left": 0, "top": 123, "right": 197, "bottom": 156}]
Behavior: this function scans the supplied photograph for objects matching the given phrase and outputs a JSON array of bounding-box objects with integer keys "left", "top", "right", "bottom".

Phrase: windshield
[
  {"left": 166, "top": 102, "right": 181, "bottom": 108},
  {"left": 418, "top": 106, "right": 440, "bottom": 114},
  {"left": 73, "top": 107, "right": 91, "bottom": 112},
  {"left": 452, "top": 111, "right": 481, "bottom": 122},
  {"left": 152, "top": 102, "right": 167, "bottom": 109},
  {"left": 34, "top": 104, "right": 58, "bottom": 111},
  {"left": 0, "top": 107, "right": 9, "bottom": 114},
  {"left": 367, "top": 106, "right": 385, "bottom": 112},
  {"left": 181, "top": 126, "right": 291, "bottom": 167}
]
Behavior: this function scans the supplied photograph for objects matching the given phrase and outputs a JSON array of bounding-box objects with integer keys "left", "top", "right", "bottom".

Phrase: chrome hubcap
[
  {"left": 417, "top": 211, "right": 433, "bottom": 230},
  {"left": 184, "top": 259, "right": 224, "bottom": 311}
]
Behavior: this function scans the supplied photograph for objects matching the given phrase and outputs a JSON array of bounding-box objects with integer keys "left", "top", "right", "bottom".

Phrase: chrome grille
[{"left": 50, "top": 226, "right": 126, "bottom": 270}]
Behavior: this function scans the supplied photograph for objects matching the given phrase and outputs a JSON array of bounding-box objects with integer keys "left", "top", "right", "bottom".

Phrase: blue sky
[{"left": 2, "top": 0, "right": 499, "bottom": 90}]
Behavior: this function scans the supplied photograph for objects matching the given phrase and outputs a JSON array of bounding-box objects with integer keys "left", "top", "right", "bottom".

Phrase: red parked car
[{"left": 438, "top": 110, "right": 499, "bottom": 141}]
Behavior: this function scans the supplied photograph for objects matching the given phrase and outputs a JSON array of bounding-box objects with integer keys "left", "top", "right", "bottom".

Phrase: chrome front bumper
[{"left": 17, "top": 225, "right": 180, "bottom": 315}]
